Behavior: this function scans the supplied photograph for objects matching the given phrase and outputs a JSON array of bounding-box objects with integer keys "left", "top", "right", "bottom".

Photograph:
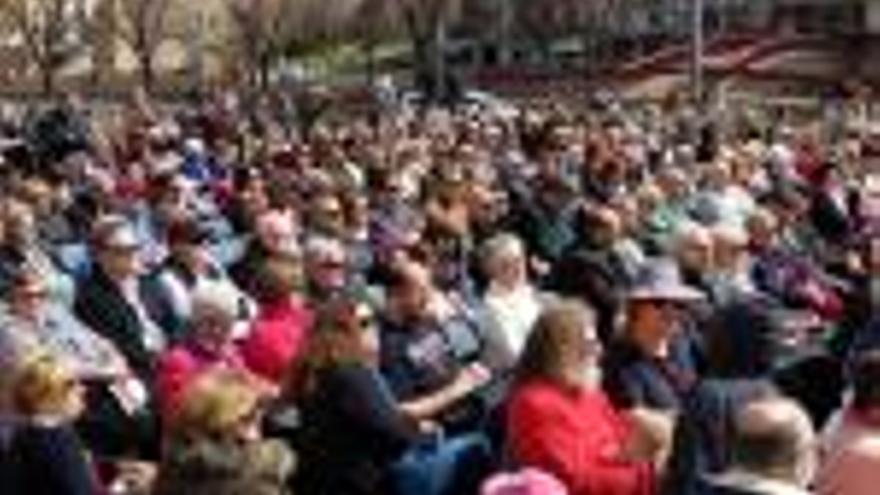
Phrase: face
[
  {"left": 99, "top": 243, "right": 142, "bottom": 279},
  {"left": 312, "top": 196, "right": 345, "bottom": 235},
  {"left": 179, "top": 241, "right": 210, "bottom": 270},
  {"left": 8, "top": 209, "right": 36, "bottom": 246},
  {"left": 631, "top": 299, "right": 683, "bottom": 338},
  {"left": 309, "top": 250, "right": 348, "bottom": 292},
  {"left": 679, "top": 236, "right": 714, "bottom": 273},
  {"left": 241, "top": 181, "right": 269, "bottom": 216},
  {"left": 575, "top": 323, "right": 604, "bottom": 388},
  {"left": 394, "top": 269, "right": 432, "bottom": 320},
  {"left": 714, "top": 238, "right": 749, "bottom": 271},
  {"left": 12, "top": 279, "right": 49, "bottom": 320},
  {"left": 747, "top": 215, "right": 778, "bottom": 250},
  {"left": 347, "top": 197, "right": 370, "bottom": 228},
  {"left": 157, "top": 188, "right": 189, "bottom": 221},
  {"left": 491, "top": 245, "right": 527, "bottom": 288},
  {"left": 260, "top": 218, "right": 298, "bottom": 255},
  {"left": 195, "top": 307, "right": 235, "bottom": 346}
]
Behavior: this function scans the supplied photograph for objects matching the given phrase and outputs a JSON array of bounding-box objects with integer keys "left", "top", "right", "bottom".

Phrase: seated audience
[
  {"left": 4, "top": 352, "right": 95, "bottom": 495},
  {"left": 149, "top": 216, "right": 253, "bottom": 341},
  {"left": 157, "top": 281, "right": 255, "bottom": 421},
  {"left": 241, "top": 256, "right": 312, "bottom": 384},
  {"left": 603, "top": 259, "right": 705, "bottom": 412},
  {"left": 479, "top": 233, "right": 546, "bottom": 371},
  {"left": 293, "top": 295, "right": 491, "bottom": 495},
  {"left": 379, "top": 260, "right": 492, "bottom": 429}
]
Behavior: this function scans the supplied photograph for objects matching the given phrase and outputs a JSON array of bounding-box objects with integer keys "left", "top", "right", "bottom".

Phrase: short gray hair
[
  {"left": 191, "top": 281, "right": 240, "bottom": 328},
  {"left": 481, "top": 233, "right": 524, "bottom": 271}
]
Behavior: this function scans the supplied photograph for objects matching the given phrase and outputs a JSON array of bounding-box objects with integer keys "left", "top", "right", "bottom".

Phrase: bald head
[
  {"left": 731, "top": 397, "right": 816, "bottom": 486},
  {"left": 676, "top": 224, "right": 713, "bottom": 273}
]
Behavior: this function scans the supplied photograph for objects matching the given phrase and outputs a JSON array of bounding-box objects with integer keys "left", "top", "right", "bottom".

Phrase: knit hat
[{"left": 481, "top": 469, "right": 568, "bottom": 495}]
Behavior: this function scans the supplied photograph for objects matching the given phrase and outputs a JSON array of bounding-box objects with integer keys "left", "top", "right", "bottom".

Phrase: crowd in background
[{"left": 0, "top": 86, "right": 878, "bottom": 495}]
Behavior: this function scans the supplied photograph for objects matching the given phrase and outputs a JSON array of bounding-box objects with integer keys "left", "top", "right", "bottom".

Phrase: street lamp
[{"left": 691, "top": 0, "right": 705, "bottom": 106}]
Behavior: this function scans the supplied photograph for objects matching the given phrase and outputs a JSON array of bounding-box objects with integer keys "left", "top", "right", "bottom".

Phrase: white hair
[
  {"left": 304, "top": 235, "right": 346, "bottom": 262},
  {"left": 191, "top": 280, "right": 241, "bottom": 327},
  {"left": 481, "top": 233, "right": 525, "bottom": 270}
]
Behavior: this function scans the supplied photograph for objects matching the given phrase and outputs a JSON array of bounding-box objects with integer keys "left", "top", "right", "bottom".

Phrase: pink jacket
[{"left": 157, "top": 340, "right": 248, "bottom": 421}]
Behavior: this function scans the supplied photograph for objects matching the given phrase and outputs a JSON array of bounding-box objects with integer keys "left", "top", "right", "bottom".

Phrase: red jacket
[
  {"left": 507, "top": 379, "right": 655, "bottom": 495},
  {"left": 241, "top": 297, "right": 312, "bottom": 384}
]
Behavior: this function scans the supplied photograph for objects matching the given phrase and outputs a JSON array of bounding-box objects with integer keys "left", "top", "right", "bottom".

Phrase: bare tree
[
  {"left": 351, "top": 0, "right": 462, "bottom": 101},
  {"left": 226, "top": 0, "right": 358, "bottom": 91},
  {"left": 225, "top": 0, "right": 294, "bottom": 91},
  {"left": 117, "top": 0, "right": 173, "bottom": 93},
  {"left": 1, "top": 0, "right": 81, "bottom": 96}
]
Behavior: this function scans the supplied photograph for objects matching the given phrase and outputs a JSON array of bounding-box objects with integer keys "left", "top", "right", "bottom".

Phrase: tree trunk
[
  {"left": 432, "top": 17, "right": 447, "bottom": 103},
  {"left": 364, "top": 41, "right": 376, "bottom": 86},
  {"left": 140, "top": 53, "right": 155, "bottom": 94},
  {"left": 411, "top": 33, "right": 433, "bottom": 97},
  {"left": 258, "top": 55, "right": 271, "bottom": 93},
  {"left": 41, "top": 64, "right": 56, "bottom": 97}
]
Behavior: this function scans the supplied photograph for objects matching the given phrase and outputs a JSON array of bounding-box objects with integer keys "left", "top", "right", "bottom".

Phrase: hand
[
  {"left": 530, "top": 256, "right": 551, "bottom": 277},
  {"left": 621, "top": 408, "right": 674, "bottom": 469},
  {"left": 450, "top": 362, "right": 492, "bottom": 399},
  {"left": 418, "top": 419, "right": 441, "bottom": 435},
  {"left": 109, "top": 461, "right": 156, "bottom": 495}
]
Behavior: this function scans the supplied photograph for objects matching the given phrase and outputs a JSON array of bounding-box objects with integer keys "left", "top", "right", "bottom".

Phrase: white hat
[{"left": 628, "top": 258, "right": 705, "bottom": 302}]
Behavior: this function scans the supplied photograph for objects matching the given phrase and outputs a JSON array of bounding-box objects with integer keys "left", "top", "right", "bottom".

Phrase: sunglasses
[
  {"left": 20, "top": 289, "right": 48, "bottom": 300},
  {"left": 236, "top": 400, "right": 266, "bottom": 426},
  {"left": 319, "top": 208, "right": 343, "bottom": 217},
  {"left": 356, "top": 313, "right": 376, "bottom": 330},
  {"left": 318, "top": 260, "right": 346, "bottom": 270}
]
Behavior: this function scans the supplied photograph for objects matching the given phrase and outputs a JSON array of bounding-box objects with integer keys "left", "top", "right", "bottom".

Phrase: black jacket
[{"left": 74, "top": 267, "right": 162, "bottom": 380}]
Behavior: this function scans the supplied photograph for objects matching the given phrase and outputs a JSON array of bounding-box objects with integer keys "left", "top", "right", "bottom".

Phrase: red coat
[
  {"left": 507, "top": 379, "right": 655, "bottom": 495},
  {"left": 241, "top": 298, "right": 312, "bottom": 384}
]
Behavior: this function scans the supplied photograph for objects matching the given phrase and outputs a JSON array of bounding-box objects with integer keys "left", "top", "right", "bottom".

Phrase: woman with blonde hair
[
  {"left": 505, "top": 301, "right": 661, "bottom": 495},
  {"left": 4, "top": 352, "right": 95, "bottom": 495},
  {"left": 154, "top": 367, "right": 295, "bottom": 495}
]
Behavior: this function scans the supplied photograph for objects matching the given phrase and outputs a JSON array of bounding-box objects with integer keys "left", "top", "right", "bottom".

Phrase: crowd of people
[{"left": 0, "top": 86, "right": 878, "bottom": 495}]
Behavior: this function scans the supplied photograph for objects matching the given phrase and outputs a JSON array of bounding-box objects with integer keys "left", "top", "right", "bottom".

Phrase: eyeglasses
[
  {"left": 61, "top": 377, "right": 79, "bottom": 392},
  {"left": 357, "top": 315, "right": 376, "bottom": 330},
  {"left": 318, "top": 260, "right": 346, "bottom": 270},
  {"left": 319, "top": 208, "right": 343, "bottom": 218},
  {"left": 645, "top": 299, "right": 685, "bottom": 312},
  {"left": 236, "top": 400, "right": 266, "bottom": 427},
  {"left": 18, "top": 288, "right": 48, "bottom": 300},
  {"left": 105, "top": 245, "right": 140, "bottom": 256}
]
